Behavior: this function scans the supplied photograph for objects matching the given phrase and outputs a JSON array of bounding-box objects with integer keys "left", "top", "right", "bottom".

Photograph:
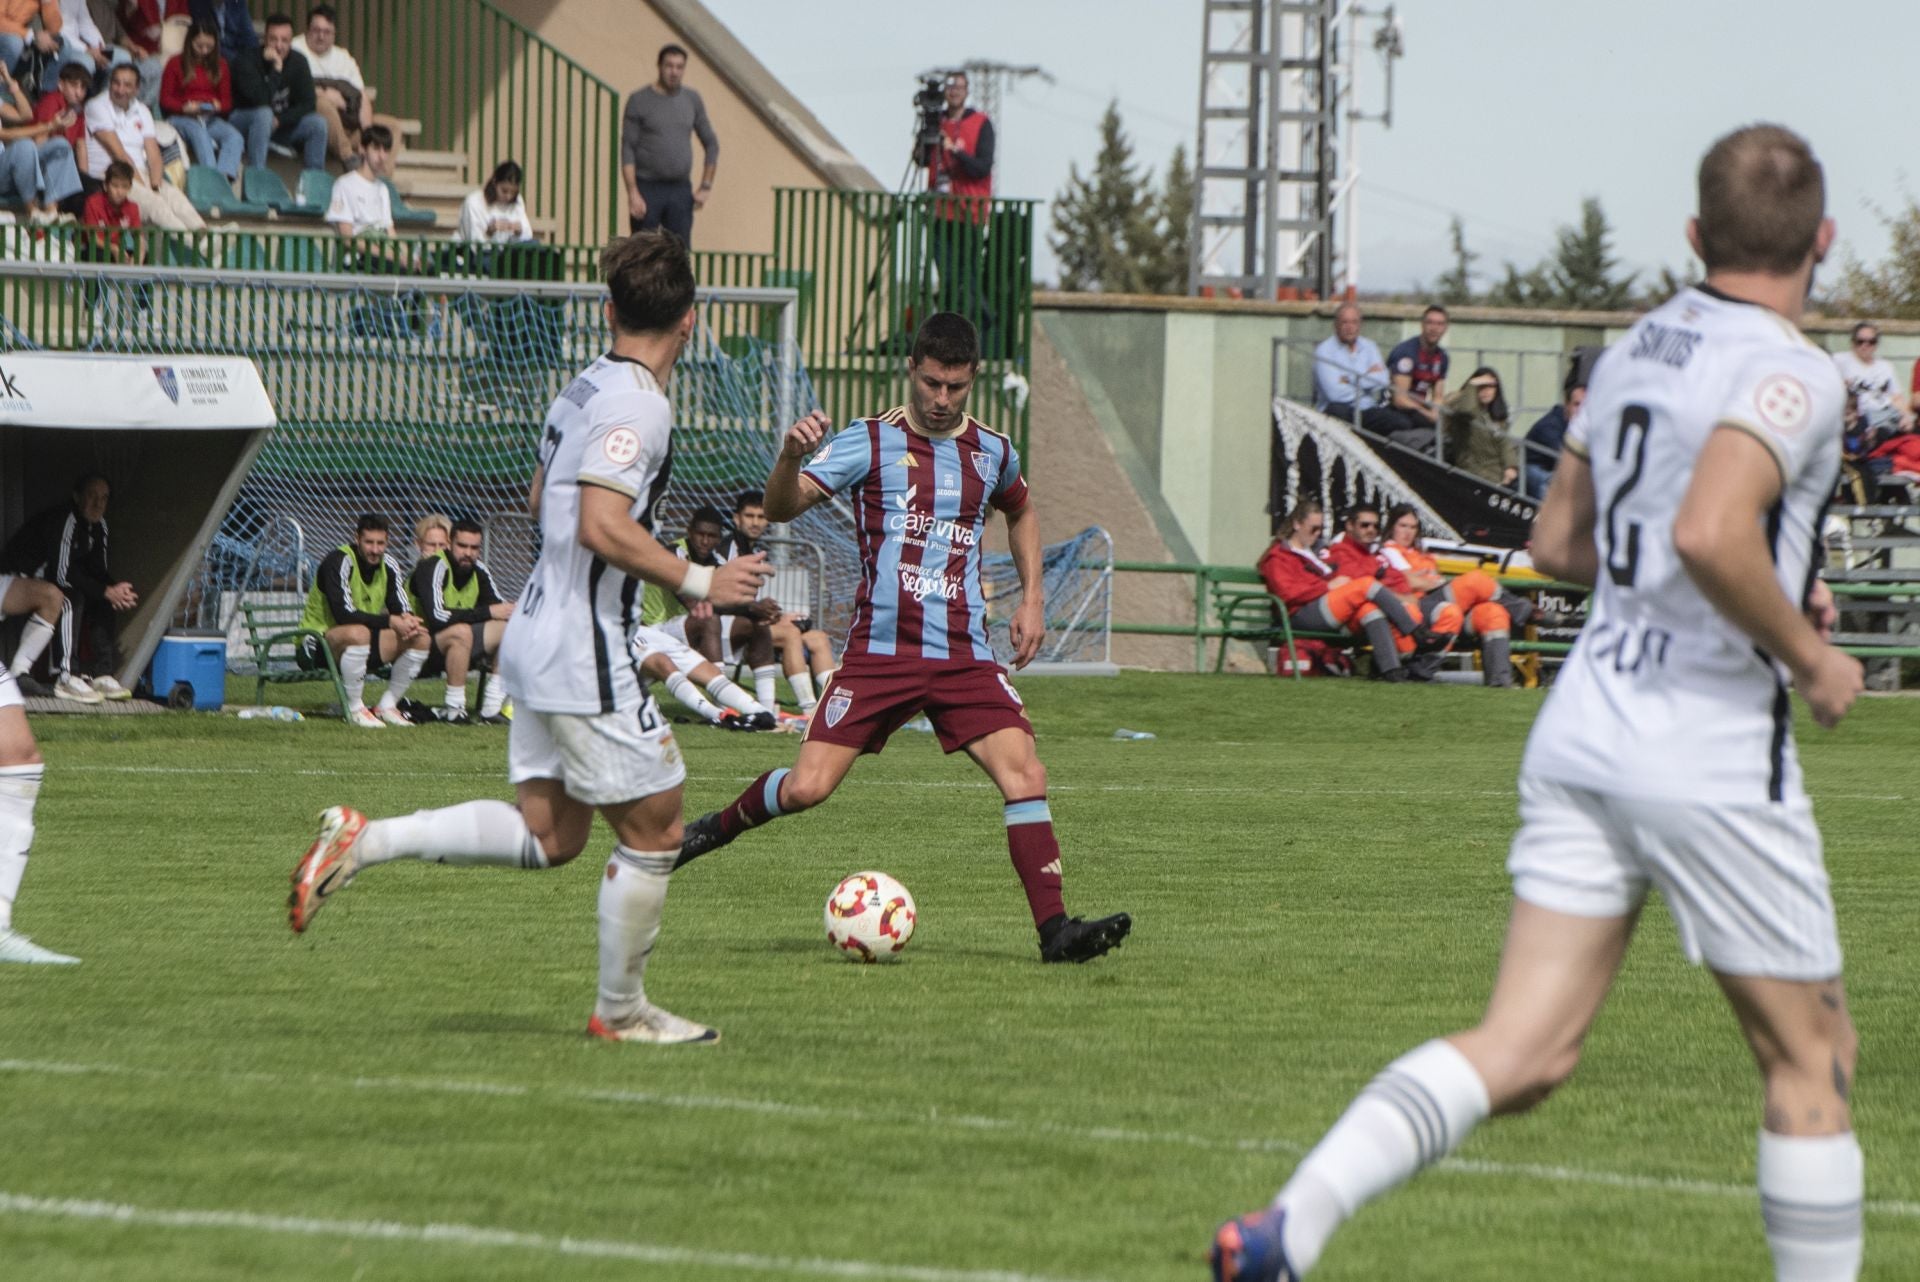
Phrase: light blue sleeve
[{"left": 799, "top": 422, "right": 874, "bottom": 496}]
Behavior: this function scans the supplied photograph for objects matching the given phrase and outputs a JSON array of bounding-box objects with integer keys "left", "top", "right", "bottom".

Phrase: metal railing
[
  {"left": 245, "top": 0, "right": 621, "bottom": 245},
  {"left": 772, "top": 187, "right": 1035, "bottom": 459}
]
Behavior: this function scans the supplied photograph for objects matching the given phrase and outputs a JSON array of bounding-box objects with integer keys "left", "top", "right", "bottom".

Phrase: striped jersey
[
  {"left": 801, "top": 407, "right": 1029, "bottom": 662},
  {"left": 1522, "top": 285, "right": 1845, "bottom": 805},
  {"left": 499, "top": 353, "right": 673, "bottom": 715}
]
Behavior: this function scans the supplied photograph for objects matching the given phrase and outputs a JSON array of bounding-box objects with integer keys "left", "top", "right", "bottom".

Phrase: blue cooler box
[{"left": 148, "top": 632, "right": 227, "bottom": 710}]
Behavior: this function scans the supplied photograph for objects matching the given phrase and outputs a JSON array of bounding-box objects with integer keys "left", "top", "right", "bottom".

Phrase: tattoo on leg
[
  {"left": 1765, "top": 1105, "right": 1791, "bottom": 1133},
  {"left": 1819, "top": 986, "right": 1841, "bottom": 1011},
  {"left": 1833, "top": 1055, "right": 1851, "bottom": 1102},
  {"left": 1807, "top": 1106, "right": 1823, "bottom": 1126}
]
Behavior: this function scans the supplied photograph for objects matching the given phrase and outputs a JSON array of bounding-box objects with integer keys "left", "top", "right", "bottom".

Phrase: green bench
[{"left": 239, "top": 599, "right": 348, "bottom": 714}]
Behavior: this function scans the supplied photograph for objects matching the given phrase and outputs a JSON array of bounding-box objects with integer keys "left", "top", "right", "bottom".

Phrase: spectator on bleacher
[
  {"left": 409, "top": 518, "right": 512, "bottom": 726},
  {"left": 1834, "top": 321, "right": 1912, "bottom": 447},
  {"left": 1441, "top": 367, "right": 1519, "bottom": 488},
  {"left": 0, "top": 472, "right": 137, "bottom": 702},
  {"left": 105, "top": 0, "right": 165, "bottom": 106},
  {"left": 721, "top": 488, "right": 833, "bottom": 719},
  {"left": 160, "top": 20, "right": 243, "bottom": 181},
  {"left": 0, "top": 3, "right": 61, "bottom": 89},
  {"left": 55, "top": 0, "right": 129, "bottom": 79},
  {"left": 230, "top": 11, "right": 325, "bottom": 173},
  {"left": 80, "top": 155, "right": 140, "bottom": 259},
  {"left": 84, "top": 61, "right": 202, "bottom": 228},
  {"left": 621, "top": 42, "right": 717, "bottom": 245},
  {"left": 0, "top": 60, "right": 79, "bottom": 221},
  {"left": 1379, "top": 503, "right": 1529, "bottom": 688},
  {"left": 456, "top": 159, "right": 534, "bottom": 244},
  {"left": 322, "top": 119, "right": 390, "bottom": 236},
  {"left": 1312, "top": 304, "right": 1423, "bottom": 448},
  {"left": 186, "top": 0, "right": 254, "bottom": 64},
  {"left": 1256, "top": 499, "right": 1430, "bottom": 683},
  {"left": 293, "top": 4, "right": 388, "bottom": 167},
  {"left": 32, "top": 60, "right": 88, "bottom": 150},
  {"left": 1386, "top": 304, "right": 1449, "bottom": 448},
  {"left": 298, "top": 512, "right": 430, "bottom": 730},
  {"left": 1522, "top": 350, "right": 1593, "bottom": 500}
]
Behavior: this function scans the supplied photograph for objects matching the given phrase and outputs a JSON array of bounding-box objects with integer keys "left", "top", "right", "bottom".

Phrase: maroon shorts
[{"left": 805, "top": 658, "right": 1032, "bottom": 755}]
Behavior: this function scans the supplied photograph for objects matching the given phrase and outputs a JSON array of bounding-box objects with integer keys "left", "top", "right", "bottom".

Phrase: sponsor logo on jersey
[
  {"left": 894, "top": 484, "right": 918, "bottom": 509},
  {"left": 603, "top": 427, "right": 641, "bottom": 465},
  {"left": 823, "top": 688, "right": 853, "bottom": 727},
  {"left": 152, "top": 366, "right": 179, "bottom": 403},
  {"left": 1755, "top": 374, "right": 1811, "bottom": 435},
  {"left": 887, "top": 509, "right": 977, "bottom": 547},
  {"left": 899, "top": 453, "right": 916, "bottom": 468},
  {"left": 970, "top": 449, "right": 994, "bottom": 483},
  {"left": 901, "top": 564, "right": 961, "bottom": 603}
]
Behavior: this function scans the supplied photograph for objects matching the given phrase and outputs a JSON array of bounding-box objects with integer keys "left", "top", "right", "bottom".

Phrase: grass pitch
[{"left": 1, "top": 673, "right": 1915, "bottom": 1281}]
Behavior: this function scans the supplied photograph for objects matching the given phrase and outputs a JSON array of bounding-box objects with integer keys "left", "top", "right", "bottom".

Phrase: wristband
[{"left": 679, "top": 562, "right": 714, "bottom": 601}]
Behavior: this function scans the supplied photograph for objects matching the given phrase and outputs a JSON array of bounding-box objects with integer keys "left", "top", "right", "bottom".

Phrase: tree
[
  {"left": 1048, "top": 102, "right": 1156, "bottom": 293},
  {"left": 1483, "top": 197, "right": 1636, "bottom": 310},
  {"left": 1136, "top": 144, "right": 1193, "bottom": 295},
  {"left": 1830, "top": 197, "right": 1920, "bottom": 319},
  {"left": 1432, "top": 216, "right": 1479, "bottom": 304}
]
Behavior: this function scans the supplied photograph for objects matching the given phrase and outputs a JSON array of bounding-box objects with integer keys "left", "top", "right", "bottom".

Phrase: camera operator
[{"left": 922, "top": 70, "right": 994, "bottom": 326}]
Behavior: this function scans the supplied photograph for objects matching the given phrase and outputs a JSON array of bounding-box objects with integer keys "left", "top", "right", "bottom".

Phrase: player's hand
[
  {"left": 709, "top": 552, "right": 774, "bottom": 608},
  {"left": 1008, "top": 597, "right": 1045, "bottom": 669},
  {"left": 627, "top": 190, "right": 647, "bottom": 221},
  {"left": 1794, "top": 646, "right": 1864, "bottom": 730},
  {"left": 686, "top": 600, "right": 714, "bottom": 619},
  {"left": 492, "top": 602, "right": 515, "bottom": 620},
  {"left": 748, "top": 598, "right": 780, "bottom": 622},
  {"left": 782, "top": 410, "right": 832, "bottom": 460},
  {"left": 1805, "top": 578, "right": 1838, "bottom": 640},
  {"left": 105, "top": 582, "right": 138, "bottom": 610}
]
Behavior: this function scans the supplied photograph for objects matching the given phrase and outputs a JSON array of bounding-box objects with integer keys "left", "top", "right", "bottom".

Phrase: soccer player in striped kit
[{"left": 676, "top": 312, "right": 1131, "bottom": 964}]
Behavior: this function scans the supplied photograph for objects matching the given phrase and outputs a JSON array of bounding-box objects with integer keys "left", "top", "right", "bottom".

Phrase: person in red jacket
[
  {"left": 160, "top": 21, "right": 243, "bottom": 181},
  {"left": 81, "top": 159, "right": 142, "bottom": 262},
  {"left": 1323, "top": 504, "right": 1391, "bottom": 581},
  {"left": 1257, "top": 500, "right": 1431, "bottom": 681},
  {"left": 1378, "top": 504, "right": 1533, "bottom": 687}
]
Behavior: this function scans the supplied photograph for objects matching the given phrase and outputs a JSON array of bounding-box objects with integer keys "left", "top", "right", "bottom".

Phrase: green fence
[{"left": 245, "top": 0, "right": 621, "bottom": 245}]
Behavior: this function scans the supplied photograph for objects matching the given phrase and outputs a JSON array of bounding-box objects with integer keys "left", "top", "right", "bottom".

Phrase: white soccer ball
[{"left": 824, "top": 871, "right": 917, "bottom": 962}]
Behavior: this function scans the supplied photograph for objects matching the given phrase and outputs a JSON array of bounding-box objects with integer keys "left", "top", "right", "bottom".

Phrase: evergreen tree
[
  {"left": 1432, "top": 216, "right": 1478, "bottom": 304},
  {"left": 1137, "top": 144, "right": 1193, "bottom": 295},
  {"left": 1547, "top": 197, "right": 1636, "bottom": 309},
  {"left": 1831, "top": 197, "right": 1920, "bottom": 319},
  {"left": 1048, "top": 102, "right": 1154, "bottom": 293}
]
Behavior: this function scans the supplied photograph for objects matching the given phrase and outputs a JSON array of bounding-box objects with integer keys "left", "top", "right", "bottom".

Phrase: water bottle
[
  {"left": 238, "top": 706, "right": 303, "bottom": 722},
  {"left": 1110, "top": 728, "right": 1156, "bottom": 741}
]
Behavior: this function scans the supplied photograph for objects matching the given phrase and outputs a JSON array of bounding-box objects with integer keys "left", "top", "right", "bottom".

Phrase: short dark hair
[
  {"left": 732, "top": 489, "right": 764, "bottom": 514},
  {"left": 1852, "top": 321, "right": 1879, "bottom": 342},
  {"left": 361, "top": 123, "right": 393, "bottom": 152},
  {"left": 451, "top": 518, "right": 484, "bottom": 539},
  {"left": 658, "top": 43, "right": 688, "bottom": 65},
  {"left": 307, "top": 5, "right": 337, "bottom": 27},
  {"left": 689, "top": 505, "right": 727, "bottom": 532},
  {"left": 57, "top": 62, "right": 91, "bottom": 87},
  {"left": 910, "top": 311, "right": 980, "bottom": 367},
  {"left": 103, "top": 159, "right": 135, "bottom": 185},
  {"left": 109, "top": 61, "right": 138, "bottom": 84},
  {"left": 73, "top": 471, "right": 109, "bottom": 496},
  {"left": 354, "top": 513, "right": 388, "bottom": 535},
  {"left": 264, "top": 12, "right": 295, "bottom": 35},
  {"left": 1696, "top": 124, "right": 1824, "bottom": 275},
  {"left": 601, "top": 230, "right": 696, "bottom": 336},
  {"left": 1344, "top": 503, "right": 1380, "bottom": 525},
  {"left": 1565, "top": 346, "right": 1600, "bottom": 400},
  {"left": 1422, "top": 304, "right": 1448, "bottom": 321}
]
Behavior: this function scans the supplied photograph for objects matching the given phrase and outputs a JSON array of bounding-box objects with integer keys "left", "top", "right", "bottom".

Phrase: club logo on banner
[
  {"left": 152, "top": 366, "right": 180, "bottom": 404},
  {"left": 970, "top": 449, "right": 994, "bottom": 483},
  {"left": 823, "top": 688, "right": 853, "bottom": 728}
]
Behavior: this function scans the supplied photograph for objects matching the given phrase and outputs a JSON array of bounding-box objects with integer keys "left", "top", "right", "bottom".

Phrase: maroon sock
[
  {"left": 718, "top": 767, "right": 790, "bottom": 839},
  {"left": 1003, "top": 795, "right": 1066, "bottom": 927}
]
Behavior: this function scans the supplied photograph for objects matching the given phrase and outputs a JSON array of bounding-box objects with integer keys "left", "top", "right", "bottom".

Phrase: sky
[{"left": 700, "top": 0, "right": 1918, "bottom": 295}]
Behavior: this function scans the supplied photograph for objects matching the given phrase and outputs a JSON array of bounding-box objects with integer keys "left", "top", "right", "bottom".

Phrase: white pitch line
[
  {"left": 2, "top": 1060, "right": 1915, "bottom": 1219},
  {"left": 0, "top": 1191, "right": 1104, "bottom": 1282}
]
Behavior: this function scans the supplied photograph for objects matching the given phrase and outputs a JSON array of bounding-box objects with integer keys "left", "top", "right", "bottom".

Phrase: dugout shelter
[{"left": 0, "top": 353, "right": 276, "bottom": 692}]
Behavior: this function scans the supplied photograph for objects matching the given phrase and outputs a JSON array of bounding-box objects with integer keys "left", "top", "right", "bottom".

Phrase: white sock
[
  {"left": 708, "top": 674, "right": 766, "bottom": 717},
  {"left": 356, "top": 798, "right": 548, "bottom": 869},
  {"left": 1759, "top": 1130, "right": 1863, "bottom": 1281},
  {"left": 787, "top": 669, "right": 817, "bottom": 713},
  {"left": 8, "top": 614, "right": 54, "bottom": 677},
  {"left": 666, "top": 670, "right": 723, "bottom": 723},
  {"left": 379, "top": 647, "right": 428, "bottom": 708},
  {"left": 0, "top": 763, "right": 43, "bottom": 933},
  {"left": 341, "top": 645, "right": 370, "bottom": 710},
  {"left": 478, "top": 674, "right": 506, "bottom": 717},
  {"left": 443, "top": 683, "right": 466, "bottom": 713},
  {"left": 595, "top": 845, "right": 675, "bottom": 1026},
  {"left": 752, "top": 663, "right": 779, "bottom": 710},
  {"left": 1277, "top": 1039, "right": 1491, "bottom": 1274}
]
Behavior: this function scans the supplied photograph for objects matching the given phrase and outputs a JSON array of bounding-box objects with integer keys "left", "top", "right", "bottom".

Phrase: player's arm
[
  {"left": 765, "top": 410, "right": 836, "bottom": 522},
  {"left": 1673, "top": 428, "right": 1862, "bottom": 728},
  {"left": 1528, "top": 446, "right": 1599, "bottom": 586},
  {"left": 577, "top": 484, "right": 767, "bottom": 607},
  {"left": 1389, "top": 370, "right": 1428, "bottom": 417},
  {"left": 1003, "top": 494, "right": 1045, "bottom": 670},
  {"left": 526, "top": 463, "right": 544, "bottom": 520}
]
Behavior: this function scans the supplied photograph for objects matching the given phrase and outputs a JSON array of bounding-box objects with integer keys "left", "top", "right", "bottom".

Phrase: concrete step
[
  {"left": 389, "top": 117, "right": 423, "bottom": 138},
  {"left": 392, "top": 174, "right": 470, "bottom": 202},
  {"left": 396, "top": 149, "right": 466, "bottom": 173}
]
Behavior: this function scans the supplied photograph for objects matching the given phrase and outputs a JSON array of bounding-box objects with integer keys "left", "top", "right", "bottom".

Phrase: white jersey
[
  {"left": 499, "top": 354, "right": 674, "bottom": 715},
  {"left": 1522, "top": 286, "right": 1844, "bottom": 805},
  {"left": 1830, "top": 348, "right": 1901, "bottom": 419}
]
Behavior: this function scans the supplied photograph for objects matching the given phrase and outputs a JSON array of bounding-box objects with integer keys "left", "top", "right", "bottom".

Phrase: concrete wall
[{"left": 1039, "top": 294, "right": 1920, "bottom": 570}]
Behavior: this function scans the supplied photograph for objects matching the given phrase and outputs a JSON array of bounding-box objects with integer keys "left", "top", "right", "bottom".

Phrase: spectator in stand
[
  {"left": 1523, "top": 349, "right": 1595, "bottom": 499},
  {"left": 1834, "top": 321, "right": 1911, "bottom": 447},
  {"left": 457, "top": 159, "right": 535, "bottom": 243},
  {"left": 0, "top": 60, "right": 79, "bottom": 221},
  {"left": 186, "top": 0, "right": 256, "bottom": 64},
  {"left": 1312, "top": 304, "right": 1420, "bottom": 446},
  {"left": 230, "top": 11, "right": 326, "bottom": 172},
  {"left": 1441, "top": 366, "right": 1519, "bottom": 488},
  {"left": 293, "top": 4, "right": 391, "bottom": 167},
  {"left": 0, "top": 3, "right": 61, "bottom": 88},
  {"left": 80, "top": 155, "right": 141, "bottom": 259},
  {"left": 85, "top": 61, "right": 204, "bottom": 228},
  {"left": 55, "top": 0, "right": 130, "bottom": 78},
  {"left": 1378, "top": 503, "right": 1530, "bottom": 688},
  {"left": 1256, "top": 499, "right": 1432, "bottom": 683},
  {"left": 620, "top": 43, "right": 717, "bottom": 244},
  {"left": 108, "top": 0, "right": 165, "bottom": 104},
  {"left": 1385, "top": 304, "right": 1449, "bottom": 451},
  {"left": 0, "top": 473, "right": 138, "bottom": 702},
  {"left": 161, "top": 20, "right": 244, "bottom": 181},
  {"left": 323, "top": 118, "right": 390, "bottom": 236},
  {"left": 32, "top": 60, "right": 88, "bottom": 151}
]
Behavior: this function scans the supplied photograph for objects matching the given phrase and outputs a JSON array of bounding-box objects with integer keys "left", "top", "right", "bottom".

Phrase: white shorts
[
  {"left": 1508, "top": 775, "right": 1841, "bottom": 981},
  {"left": 631, "top": 623, "right": 705, "bottom": 676},
  {"left": 0, "top": 669, "right": 21, "bottom": 712},
  {"left": 506, "top": 698, "right": 685, "bottom": 806}
]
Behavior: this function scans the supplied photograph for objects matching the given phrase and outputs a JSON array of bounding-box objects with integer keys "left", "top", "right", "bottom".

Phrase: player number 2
[{"left": 1603, "top": 403, "right": 1652, "bottom": 587}]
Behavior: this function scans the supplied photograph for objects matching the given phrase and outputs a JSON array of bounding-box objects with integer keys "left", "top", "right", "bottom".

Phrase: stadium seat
[
  {"left": 379, "top": 178, "right": 438, "bottom": 228},
  {"left": 295, "top": 168, "right": 334, "bottom": 216},
  {"left": 243, "top": 168, "right": 326, "bottom": 219},
  {"left": 184, "top": 165, "right": 269, "bottom": 218}
]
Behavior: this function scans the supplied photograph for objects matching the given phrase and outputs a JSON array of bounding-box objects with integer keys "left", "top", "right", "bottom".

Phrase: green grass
[{"left": 1, "top": 674, "right": 1915, "bottom": 1281}]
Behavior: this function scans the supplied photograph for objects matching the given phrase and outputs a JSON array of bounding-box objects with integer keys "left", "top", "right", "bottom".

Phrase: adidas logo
[{"left": 1039, "top": 859, "right": 1062, "bottom": 876}]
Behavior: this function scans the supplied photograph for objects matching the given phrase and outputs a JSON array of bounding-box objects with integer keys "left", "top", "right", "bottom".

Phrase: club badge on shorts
[
  {"left": 823, "top": 688, "right": 853, "bottom": 727},
  {"left": 970, "top": 449, "right": 994, "bottom": 483}
]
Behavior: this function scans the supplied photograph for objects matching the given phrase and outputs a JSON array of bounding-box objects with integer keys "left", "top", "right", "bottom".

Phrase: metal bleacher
[{"left": 1827, "top": 501, "right": 1920, "bottom": 687}]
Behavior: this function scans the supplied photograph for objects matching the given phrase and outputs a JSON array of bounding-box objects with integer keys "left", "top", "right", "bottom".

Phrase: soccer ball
[{"left": 824, "top": 871, "right": 917, "bottom": 962}]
